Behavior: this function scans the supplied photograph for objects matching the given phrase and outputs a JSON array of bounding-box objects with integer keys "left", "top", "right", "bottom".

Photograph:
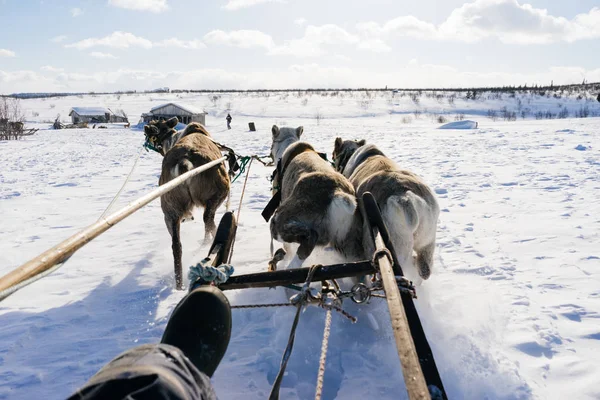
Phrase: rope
[
  {"left": 319, "top": 303, "right": 358, "bottom": 323},
  {"left": 99, "top": 146, "right": 145, "bottom": 220},
  {"left": 269, "top": 265, "right": 320, "bottom": 400},
  {"left": 232, "top": 303, "right": 294, "bottom": 309},
  {"left": 188, "top": 259, "right": 234, "bottom": 286},
  {"left": 234, "top": 157, "right": 253, "bottom": 223},
  {"left": 315, "top": 309, "right": 332, "bottom": 400},
  {"left": 231, "top": 156, "right": 251, "bottom": 183},
  {"left": 0, "top": 156, "right": 228, "bottom": 301},
  {"left": 252, "top": 155, "right": 273, "bottom": 167},
  {"left": 0, "top": 144, "right": 145, "bottom": 302},
  {"left": 228, "top": 157, "right": 254, "bottom": 264}
]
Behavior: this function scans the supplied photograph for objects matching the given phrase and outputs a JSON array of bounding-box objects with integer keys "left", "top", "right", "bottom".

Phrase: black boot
[{"left": 161, "top": 285, "right": 232, "bottom": 377}]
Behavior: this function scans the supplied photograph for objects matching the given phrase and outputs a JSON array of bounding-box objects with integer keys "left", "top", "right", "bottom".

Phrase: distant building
[
  {"left": 69, "top": 107, "right": 110, "bottom": 124},
  {"left": 69, "top": 107, "right": 129, "bottom": 124},
  {"left": 141, "top": 102, "right": 207, "bottom": 125},
  {"left": 108, "top": 108, "right": 129, "bottom": 123}
]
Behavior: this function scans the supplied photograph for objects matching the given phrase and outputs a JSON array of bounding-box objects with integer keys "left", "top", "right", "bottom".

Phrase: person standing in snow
[{"left": 226, "top": 113, "right": 232, "bottom": 130}]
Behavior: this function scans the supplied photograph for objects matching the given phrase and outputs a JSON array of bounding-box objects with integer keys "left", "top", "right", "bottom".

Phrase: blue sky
[{"left": 0, "top": 0, "right": 599, "bottom": 93}]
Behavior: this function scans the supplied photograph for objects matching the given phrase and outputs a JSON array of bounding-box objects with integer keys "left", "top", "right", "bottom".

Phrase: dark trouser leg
[{"left": 68, "top": 344, "right": 217, "bottom": 400}]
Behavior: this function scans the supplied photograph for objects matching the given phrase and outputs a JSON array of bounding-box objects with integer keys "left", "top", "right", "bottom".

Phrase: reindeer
[
  {"left": 265, "top": 125, "right": 363, "bottom": 271},
  {"left": 144, "top": 117, "right": 230, "bottom": 289},
  {"left": 333, "top": 138, "right": 439, "bottom": 281}
]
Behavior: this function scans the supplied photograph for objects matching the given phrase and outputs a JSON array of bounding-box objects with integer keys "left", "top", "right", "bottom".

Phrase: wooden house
[{"left": 141, "top": 103, "right": 207, "bottom": 125}]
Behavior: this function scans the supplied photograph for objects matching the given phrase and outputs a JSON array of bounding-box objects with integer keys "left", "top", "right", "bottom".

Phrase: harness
[
  {"left": 144, "top": 126, "right": 240, "bottom": 176},
  {"left": 337, "top": 145, "right": 385, "bottom": 176},
  {"left": 261, "top": 145, "right": 329, "bottom": 222}
]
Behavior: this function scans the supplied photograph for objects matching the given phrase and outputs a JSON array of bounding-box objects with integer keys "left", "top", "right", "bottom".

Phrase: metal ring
[{"left": 350, "top": 283, "right": 371, "bottom": 304}]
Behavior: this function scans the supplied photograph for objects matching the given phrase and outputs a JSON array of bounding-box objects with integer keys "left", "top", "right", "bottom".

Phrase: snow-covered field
[{"left": 1, "top": 92, "right": 599, "bottom": 399}]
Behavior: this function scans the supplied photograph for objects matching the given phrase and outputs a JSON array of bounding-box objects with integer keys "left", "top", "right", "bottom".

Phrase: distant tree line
[{"left": 3, "top": 81, "right": 600, "bottom": 99}]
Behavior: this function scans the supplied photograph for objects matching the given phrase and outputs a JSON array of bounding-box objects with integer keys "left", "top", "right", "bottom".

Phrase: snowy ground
[{"left": 1, "top": 93, "right": 599, "bottom": 399}]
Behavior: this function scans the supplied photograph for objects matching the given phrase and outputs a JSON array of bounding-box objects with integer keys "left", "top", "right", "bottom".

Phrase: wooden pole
[
  {"left": 0, "top": 156, "right": 228, "bottom": 298},
  {"left": 360, "top": 191, "right": 430, "bottom": 400},
  {"left": 361, "top": 192, "right": 446, "bottom": 398},
  {"left": 218, "top": 261, "right": 375, "bottom": 291},
  {"left": 374, "top": 232, "right": 430, "bottom": 400}
]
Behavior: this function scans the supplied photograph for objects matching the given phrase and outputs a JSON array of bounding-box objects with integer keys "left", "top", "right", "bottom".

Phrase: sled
[{"left": 201, "top": 192, "right": 447, "bottom": 400}]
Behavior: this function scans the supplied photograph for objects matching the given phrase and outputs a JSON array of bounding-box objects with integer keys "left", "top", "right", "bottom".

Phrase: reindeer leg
[
  {"left": 166, "top": 216, "right": 184, "bottom": 290},
  {"left": 416, "top": 242, "right": 435, "bottom": 280},
  {"left": 202, "top": 200, "right": 218, "bottom": 245},
  {"left": 286, "top": 229, "right": 318, "bottom": 270}
]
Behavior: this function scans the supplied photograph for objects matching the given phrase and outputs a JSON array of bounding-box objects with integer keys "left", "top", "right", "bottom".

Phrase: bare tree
[
  {"left": 314, "top": 109, "right": 323, "bottom": 125},
  {"left": 0, "top": 97, "right": 28, "bottom": 140}
]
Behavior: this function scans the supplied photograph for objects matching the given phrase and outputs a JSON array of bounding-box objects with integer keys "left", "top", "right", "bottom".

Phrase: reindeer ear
[
  {"left": 334, "top": 137, "right": 343, "bottom": 151},
  {"left": 296, "top": 126, "right": 304, "bottom": 138},
  {"left": 144, "top": 124, "right": 158, "bottom": 134},
  {"left": 357, "top": 139, "right": 366, "bottom": 146},
  {"left": 166, "top": 117, "right": 179, "bottom": 128},
  {"left": 272, "top": 125, "right": 280, "bottom": 138}
]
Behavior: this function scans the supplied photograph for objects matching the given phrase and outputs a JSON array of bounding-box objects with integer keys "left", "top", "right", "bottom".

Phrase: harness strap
[{"left": 261, "top": 191, "right": 281, "bottom": 222}]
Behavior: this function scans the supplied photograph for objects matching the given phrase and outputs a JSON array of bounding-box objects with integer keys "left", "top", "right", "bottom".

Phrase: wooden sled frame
[{"left": 202, "top": 192, "right": 447, "bottom": 400}]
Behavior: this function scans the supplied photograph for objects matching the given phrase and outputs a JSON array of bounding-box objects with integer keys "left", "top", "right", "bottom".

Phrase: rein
[{"left": 143, "top": 138, "right": 162, "bottom": 154}]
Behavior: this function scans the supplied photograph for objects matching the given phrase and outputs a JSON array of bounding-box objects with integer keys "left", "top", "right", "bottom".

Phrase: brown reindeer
[
  {"left": 266, "top": 125, "right": 364, "bottom": 271},
  {"left": 333, "top": 139, "right": 439, "bottom": 282},
  {"left": 144, "top": 117, "right": 230, "bottom": 289}
]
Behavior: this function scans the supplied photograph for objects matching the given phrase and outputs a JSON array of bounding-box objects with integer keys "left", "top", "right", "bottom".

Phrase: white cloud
[
  {"left": 65, "top": 32, "right": 208, "bottom": 51},
  {"left": 203, "top": 30, "right": 275, "bottom": 49},
  {"left": 356, "top": 39, "right": 391, "bottom": 53},
  {"left": 357, "top": 16, "right": 437, "bottom": 40},
  {"left": 108, "top": 0, "right": 168, "bottom": 13},
  {"left": 65, "top": 31, "right": 153, "bottom": 50},
  {"left": 440, "top": 0, "right": 600, "bottom": 44},
  {"left": 40, "top": 66, "right": 65, "bottom": 73},
  {"left": 0, "top": 70, "right": 59, "bottom": 93},
  {"left": 294, "top": 18, "right": 306, "bottom": 26},
  {"left": 223, "top": 0, "right": 283, "bottom": 11},
  {"left": 70, "top": 8, "right": 83, "bottom": 17},
  {"left": 51, "top": 35, "right": 68, "bottom": 43},
  {"left": 0, "top": 49, "right": 16, "bottom": 57},
  {"left": 155, "top": 38, "right": 206, "bottom": 49},
  {"left": 357, "top": 0, "right": 600, "bottom": 44},
  {"left": 90, "top": 51, "right": 118, "bottom": 59},
  {"left": 270, "top": 24, "right": 385, "bottom": 57}
]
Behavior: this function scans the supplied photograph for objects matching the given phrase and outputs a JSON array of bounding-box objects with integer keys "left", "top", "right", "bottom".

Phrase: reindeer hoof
[{"left": 268, "top": 248, "right": 286, "bottom": 272}]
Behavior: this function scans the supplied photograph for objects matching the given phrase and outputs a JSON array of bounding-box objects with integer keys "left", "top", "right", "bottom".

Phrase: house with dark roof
[
  {"left": 69, "top": 107, "right": 111, "bottom": 124},
  {"left": 141, "top": 102, "right": 207, "bottom": 125},
  {"left": 69, "top": 107, "right": 129, "bottom": 124}
]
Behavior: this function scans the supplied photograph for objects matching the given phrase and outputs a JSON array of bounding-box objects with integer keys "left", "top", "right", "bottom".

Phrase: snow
[
  {"left": 69, "top": 106, "right": 110, "bottom": 116},
  {"left": 439, "top": 120, "right": 478, "bottom": 129},
  {"left": 1, "top": 91, "right": 600, "bottom": 400}
]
